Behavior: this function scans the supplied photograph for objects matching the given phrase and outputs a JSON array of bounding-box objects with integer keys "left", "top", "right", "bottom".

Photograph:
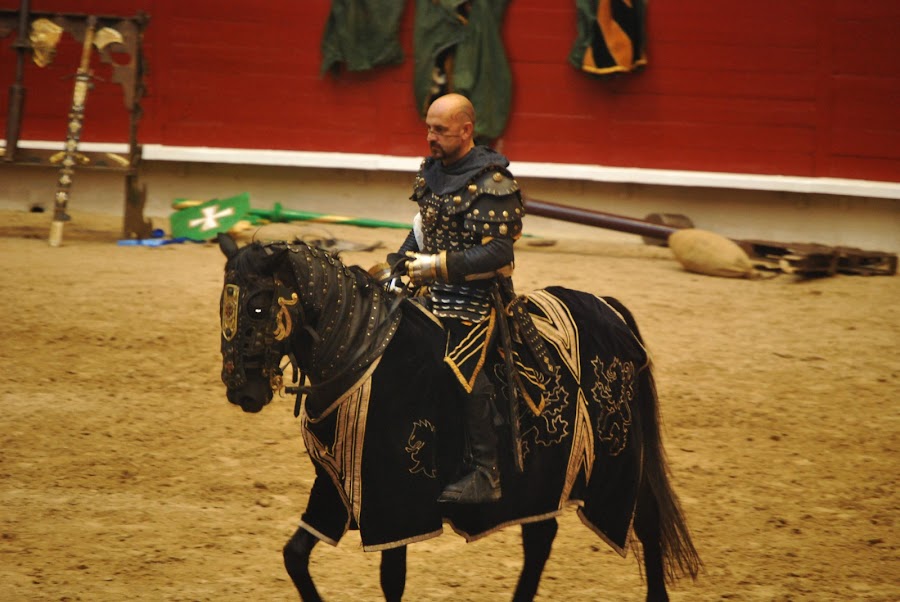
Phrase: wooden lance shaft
[
  {"left": 523, "top": 197, "right": 680, "bottom": 240},
  {"left": 49, "top": 18, "right": 122, "bottom": 246},
  {"left": 49, "top": 17, "right": 97, "bottom": 246}
]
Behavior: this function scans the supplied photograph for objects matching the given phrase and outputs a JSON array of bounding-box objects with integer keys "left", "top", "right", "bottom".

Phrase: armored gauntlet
[{"left": 405, "top": 251, "right": 448, "bottom": 285}]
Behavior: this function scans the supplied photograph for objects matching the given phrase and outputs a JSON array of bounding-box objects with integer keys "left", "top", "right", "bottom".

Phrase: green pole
[{"left": 247, "top": 204, "right": 412, "bottom": 230}]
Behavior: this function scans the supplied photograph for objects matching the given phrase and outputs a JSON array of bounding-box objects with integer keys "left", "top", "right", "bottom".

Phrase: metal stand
[{"left": 0, "top": 6, "right": 152, "bottom": 241}]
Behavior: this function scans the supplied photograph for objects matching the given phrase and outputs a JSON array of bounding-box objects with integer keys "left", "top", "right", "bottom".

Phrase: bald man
[{"left": 389, "top": 93, "right": 525, "bottom": 504}]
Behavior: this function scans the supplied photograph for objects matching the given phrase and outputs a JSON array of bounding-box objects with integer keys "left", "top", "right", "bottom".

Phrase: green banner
[{"left": 169, "top": 193, "right": 251, "bottom": 240}]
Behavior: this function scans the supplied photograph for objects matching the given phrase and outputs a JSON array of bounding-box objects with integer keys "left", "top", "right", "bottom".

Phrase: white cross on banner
[
  {"left": 169, "top": 193, "right": 251, "bottom": 240},
  {"left": 189, "top": 205, "right": 235, "bottom": 231}
]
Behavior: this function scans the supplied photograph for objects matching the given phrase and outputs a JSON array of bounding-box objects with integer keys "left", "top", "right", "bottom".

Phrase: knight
[{"left": 388, "top": 93, "right": 525, "bottom": 504}]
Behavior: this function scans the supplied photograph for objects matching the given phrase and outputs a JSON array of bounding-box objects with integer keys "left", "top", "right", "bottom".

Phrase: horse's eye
[{"left": 246, "top": 291, "right": 273, "bottom": 319}]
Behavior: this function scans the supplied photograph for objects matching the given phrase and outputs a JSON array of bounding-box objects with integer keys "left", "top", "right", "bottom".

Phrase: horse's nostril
[{"left": 239, "top": 396, "right": 265, "bottom": 413}]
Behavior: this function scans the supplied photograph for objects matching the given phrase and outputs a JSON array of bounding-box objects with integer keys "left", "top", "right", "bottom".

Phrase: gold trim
[
  {"left": 575, "top": 444, "right": 642, "bottom": 560},
  {"left": 527, "top": 290, "right": 581, "bottom": 380},
  {"left": 362, "top": 528, "right": 444, "bottom": 552},
  {"left": 443, "top": 309, "right": 496, "bottom": 393},
  {"left": 446, "top": 509, "right": 567, "bottom": 543},
  {"left": 221, "top": 284, "right": 239, "bottom": 341},
  {"left": 560, "top": 389, "right": 595, "bottom": 505},
  {"left": 297, "top": 521, "right": 343, "bottom": 547},
  {"left": 438, "top": 250, "right": 449, "bottom": 281},
  {"left": 300, "top": 360, "right": 381, "bottom": 525}
]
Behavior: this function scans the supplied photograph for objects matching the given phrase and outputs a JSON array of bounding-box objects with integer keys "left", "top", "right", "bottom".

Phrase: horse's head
[{"left": 218, "top": 234, "right": 298, "bottom": 413}]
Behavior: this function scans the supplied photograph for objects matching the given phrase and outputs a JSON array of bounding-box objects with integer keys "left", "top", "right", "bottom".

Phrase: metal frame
[{"left": 1, "top": 3, "right": 152, "bottom": 239}]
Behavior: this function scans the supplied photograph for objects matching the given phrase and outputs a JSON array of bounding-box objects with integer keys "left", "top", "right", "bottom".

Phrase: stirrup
[{"left": 437, "top": 466, "right": 501, "bottom": 504}]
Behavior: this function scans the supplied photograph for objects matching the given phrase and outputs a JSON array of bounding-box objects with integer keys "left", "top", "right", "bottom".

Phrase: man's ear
[{"left": 461, "top": 120, "right": 475, "bottom": 141}]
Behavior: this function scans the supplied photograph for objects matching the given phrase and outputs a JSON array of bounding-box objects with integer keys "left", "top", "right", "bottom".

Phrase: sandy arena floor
[{"left": 1, "top": 209, "right": 897, "bottom": 601}]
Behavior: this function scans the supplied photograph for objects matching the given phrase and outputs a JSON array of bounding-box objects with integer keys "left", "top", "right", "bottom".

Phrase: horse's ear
[{"left": 218, "top": 233, "right": 239, "bottom": 259}]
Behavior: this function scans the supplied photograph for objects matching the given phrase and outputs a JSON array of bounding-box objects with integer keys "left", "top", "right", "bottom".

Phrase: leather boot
[{"left": 438, "top": 379, "right": 502, "bottom": 504}]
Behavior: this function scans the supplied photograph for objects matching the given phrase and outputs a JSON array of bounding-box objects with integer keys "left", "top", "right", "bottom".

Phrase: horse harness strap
[{"left": 497, "top": 279, "right": 557, "bottom": 379}]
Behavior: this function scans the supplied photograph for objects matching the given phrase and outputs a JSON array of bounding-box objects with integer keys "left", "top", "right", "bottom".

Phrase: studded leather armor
[
  {"left": 412, "top": 165, "right": 523, "bottom": 254},
  {"left": 404, "top": 162, "right": 524, "bottom": 321}
]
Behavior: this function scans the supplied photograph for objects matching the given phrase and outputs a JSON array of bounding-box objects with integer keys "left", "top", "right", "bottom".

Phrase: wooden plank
[
  {"left": 650, "top": 10, "right": 818, "bottom": 46},
  {"left": 831, "top": 76, "right": 900, "bottom": 130},
  {"left": 822, "top": 156, "right": 900, "bottom": 182},
  {"left": 625, "top": 69, "right": 818, "bottom": 100},
  {"left": 650, "top": 40, "right": 819, "bottom": 74},
  {"left": 613, "top": 95, "right": 818, "bottom": 129},
  {"left": 828, "top": 20, "right": 900, "bottom": 77},
  {"left": 505, "top": 6, "right": 574, "bottom": 62},
  {"left": 831, "top": 1, "right": 900, "bottom": 20},
  {"left": 504, "top": 114, "right": 609, "bottom": 146},
  {"left": 829, "top": 128, "right": 900, "bottom": 161},
  {"left": 610, "top": 120, "right": 816, "bottom": 154}
]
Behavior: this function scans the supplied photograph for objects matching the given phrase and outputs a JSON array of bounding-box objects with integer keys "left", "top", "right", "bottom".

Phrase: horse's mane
[{"left": 234, "top": 239, "right": 381, "bottom": 291}]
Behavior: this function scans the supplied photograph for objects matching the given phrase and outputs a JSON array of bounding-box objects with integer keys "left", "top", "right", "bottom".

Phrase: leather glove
[{"left": 405, "top": 251, "right": 446, "bottom": 286}]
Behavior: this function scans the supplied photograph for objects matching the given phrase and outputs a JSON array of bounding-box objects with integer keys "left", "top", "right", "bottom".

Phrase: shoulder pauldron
[{"left": 461, "top": 169, "right": 524, "bottom": 239}]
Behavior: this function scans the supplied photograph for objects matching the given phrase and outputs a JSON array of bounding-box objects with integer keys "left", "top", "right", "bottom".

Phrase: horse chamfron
[{"left": 218, "top": 235, "right": 701, "bottom": 601}]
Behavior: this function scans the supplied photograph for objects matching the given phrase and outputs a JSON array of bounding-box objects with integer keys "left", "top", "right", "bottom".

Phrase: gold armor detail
[
  {"left": 274, "top": 293, "right": 299, "bottom": 341},
  {"left": 30, "top": 19, "right": 63, "bottom": 68},
  {"left": 221, "top": 284, "right": 239, "bottom": 341}
]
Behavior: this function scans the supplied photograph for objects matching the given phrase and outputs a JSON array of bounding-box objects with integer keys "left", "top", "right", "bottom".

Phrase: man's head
[{"left": 425, "top": 93, "right": 476, "bottom": 165}]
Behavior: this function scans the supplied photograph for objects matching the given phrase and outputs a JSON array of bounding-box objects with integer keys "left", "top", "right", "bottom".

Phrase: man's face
[{"left": 425, "top": 109, "right": 466, "bottom": 165}]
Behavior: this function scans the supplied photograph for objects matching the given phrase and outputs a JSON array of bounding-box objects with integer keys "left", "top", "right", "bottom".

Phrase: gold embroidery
[
  {"left": 274, "top": 293, "right": 299, "bottom": 341},
  {"left": 560, "top": 389, "right": 595, "bottom": 505}
]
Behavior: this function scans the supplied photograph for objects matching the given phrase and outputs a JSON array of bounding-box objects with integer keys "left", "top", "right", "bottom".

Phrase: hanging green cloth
[
  {"left": 569, "top": 0, "right": 647, "bottom": 76},
  {"left": 413, "top": 0, "right": 513, "bottom": 142},
  {"left": 320, "top": 0, "right": 406, "bottom": 75}
]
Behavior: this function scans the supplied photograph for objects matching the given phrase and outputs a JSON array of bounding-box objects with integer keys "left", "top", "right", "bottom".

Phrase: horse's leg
[
  {"left": 283, "top": 526, "right": 322, "bottom": 601},
  {"left": 634, "top": 481, "right": 668, "bottom": 602},
  {"left": 379, "top": 545, "right": 407, "bottom": 602},
  {"left": 512, "top": 518, "right": 558, "bottom": 602}
]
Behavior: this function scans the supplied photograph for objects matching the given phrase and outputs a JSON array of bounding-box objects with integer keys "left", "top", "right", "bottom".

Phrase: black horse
[{"left": 218, "top": 234, "right": 700, "bottom": 601}]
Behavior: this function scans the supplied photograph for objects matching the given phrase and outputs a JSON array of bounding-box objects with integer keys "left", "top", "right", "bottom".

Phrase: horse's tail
[{"left": 603, "top": 297, "right": 703, "bottom": 583}]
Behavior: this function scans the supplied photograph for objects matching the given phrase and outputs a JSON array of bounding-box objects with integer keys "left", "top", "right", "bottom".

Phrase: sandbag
[{"left": 668, "top": 229, "right": 757, "bottom": 278}]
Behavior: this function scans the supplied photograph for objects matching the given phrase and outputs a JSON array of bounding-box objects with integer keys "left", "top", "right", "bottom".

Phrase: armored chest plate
[{"left": 418, "top": 191, "right": 479, "bottom": 254}]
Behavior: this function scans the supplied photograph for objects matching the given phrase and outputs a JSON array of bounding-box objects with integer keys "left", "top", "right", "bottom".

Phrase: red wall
[{"left": 3, "top": 0, "right": 899, "bottom": 183}]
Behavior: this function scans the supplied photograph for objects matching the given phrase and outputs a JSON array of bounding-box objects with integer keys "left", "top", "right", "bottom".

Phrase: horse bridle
[{"left": 220, "top": 267, "right": 299, "bottom": 396}]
